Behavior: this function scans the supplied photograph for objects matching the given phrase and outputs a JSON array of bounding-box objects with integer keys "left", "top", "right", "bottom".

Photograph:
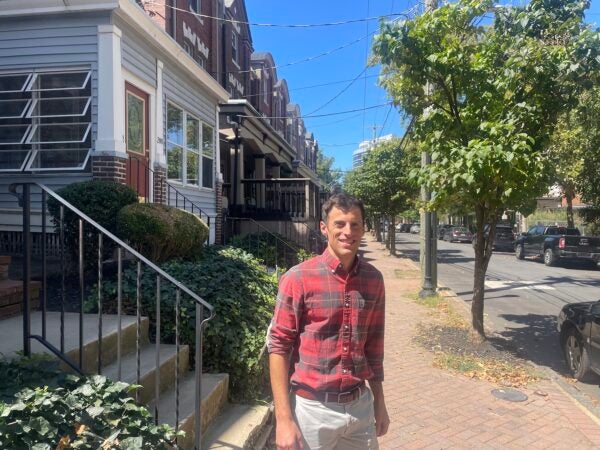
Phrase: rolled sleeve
[
  {"left": 267, "top": 269, "right": 303, "bottom": 355},
  {"left": 365, "top": 274, "right": 385, "bottom": 381}
]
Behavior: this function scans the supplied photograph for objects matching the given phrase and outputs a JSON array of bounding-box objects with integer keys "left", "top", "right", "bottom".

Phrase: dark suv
[{"left": 472, "top": 224, "right": 515, "bottom": 252}]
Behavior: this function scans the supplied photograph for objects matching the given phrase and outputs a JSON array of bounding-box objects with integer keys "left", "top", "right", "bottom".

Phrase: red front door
[{"left": 125, "top": 82, "right": 150, "bottom": 200}]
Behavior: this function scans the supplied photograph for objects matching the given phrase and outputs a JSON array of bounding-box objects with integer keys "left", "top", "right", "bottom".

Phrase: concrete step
[
  {"left": 149, "top": 372, "right": 229, "bottom": 450},
  {"left": 0, "top": 311, "right": 149, "bottom": 372},
  {"left": 102, "top": 342, "right": 190, "bottom": 405},
  {"left": 204, "top": 403, "right": 271, "bottom": 450}
]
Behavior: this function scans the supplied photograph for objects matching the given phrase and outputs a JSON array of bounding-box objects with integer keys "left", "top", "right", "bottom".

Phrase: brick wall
[
  {"left": 153, "top": 164, "right": 167, "bottom": 204},
  {"left": 92, "top": 155, "right": 127, "bottom": 184}
]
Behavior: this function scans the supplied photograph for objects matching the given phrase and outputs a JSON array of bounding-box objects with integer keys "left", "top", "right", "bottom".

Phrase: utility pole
[{"left": 419, "top": 0, "right": 438, "bottom": 298}]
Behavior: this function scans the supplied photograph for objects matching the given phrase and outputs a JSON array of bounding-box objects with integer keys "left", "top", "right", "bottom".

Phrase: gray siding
[
  {"left": 0, "top": 13, "right": 106, "bottom": 229},
  {"left": 163, "top": 68, "right": 218, "bottom": 215},
  {"left": 118, "top": 21, "right": 157, "bottom": 87}
]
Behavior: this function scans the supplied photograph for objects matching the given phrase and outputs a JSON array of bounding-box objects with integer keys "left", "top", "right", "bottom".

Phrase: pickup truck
[{"left": 514, "top": 225, "right": 600, "bottom": 267}]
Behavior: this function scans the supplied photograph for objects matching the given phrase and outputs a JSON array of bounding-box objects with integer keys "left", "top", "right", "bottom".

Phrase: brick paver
[{"left": 359, "top": 236, "right": 600, "bottom": 449}]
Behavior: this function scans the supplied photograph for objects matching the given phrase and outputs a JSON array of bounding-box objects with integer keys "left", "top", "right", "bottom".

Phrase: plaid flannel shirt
[{"left": 268, "top": 250, "right": 385, "bottom": 393}]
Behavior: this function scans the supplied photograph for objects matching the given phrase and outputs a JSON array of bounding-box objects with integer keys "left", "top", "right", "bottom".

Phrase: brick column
[
  {"left": 215, "top": 180, "right": 223, "bottom": 244},
  {"left": 92, "top": 155, "right": 127, "bottom": 184},
  {"left": 153, "top": 164, "right": 167, "bottom": 205}
]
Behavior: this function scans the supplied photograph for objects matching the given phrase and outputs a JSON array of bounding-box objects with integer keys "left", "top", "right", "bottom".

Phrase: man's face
[{"left": 320, "top": 206, "right": 365, "bottom": 262}]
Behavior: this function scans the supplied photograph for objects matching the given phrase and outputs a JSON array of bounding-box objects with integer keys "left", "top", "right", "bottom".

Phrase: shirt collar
[{"left": 321, "top": 249, "right": 360, "bottom": 276}]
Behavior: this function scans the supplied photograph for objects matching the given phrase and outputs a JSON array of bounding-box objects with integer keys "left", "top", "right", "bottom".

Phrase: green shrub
[
  {"left": 117, "top": 203, "right": 209, "bottom": 262},
  {"left": 89, "top": 246, "right": 277, "bottom": 402},
  {"left": 0, "top": 355, "right": 178, "bottom": 449},
  {"left": 230, "top": 232, "right": 310, "bottom": 267},
  {"left": 47, "top": 181, "right": 138, "bottom": 270}
]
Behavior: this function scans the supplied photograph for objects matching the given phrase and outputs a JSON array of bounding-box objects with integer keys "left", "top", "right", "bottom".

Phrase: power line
[
  {"left": 305, "top": 112, "right": 366, "bottom": 129},
  {"left": 238, "top": 102, "right": 393, "bottom": 120},
  {"left": 304, "top": 67, "right": 368, "bottom": 116},
  {"left": 142, "top": 1, "right": 413, "bottom": 27}
]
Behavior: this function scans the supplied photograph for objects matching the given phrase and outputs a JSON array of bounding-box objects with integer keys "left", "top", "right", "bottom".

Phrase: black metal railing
[
  {"left": 127, "top": 156, "right": 212, "bottom": 240},
  {"left": 224, "top": 217, "right": 308, "bottom": 273},
  {"left": 239, "top": 178, "right": 311, "bottom": 219},
  {"left": 10, "top": 182, "right": 214, "bottom": 449}
]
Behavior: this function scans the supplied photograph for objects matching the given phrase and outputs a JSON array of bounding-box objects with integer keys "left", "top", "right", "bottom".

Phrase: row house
[{"left": 0, "top": 0, "right": 228, "bottom": 246}]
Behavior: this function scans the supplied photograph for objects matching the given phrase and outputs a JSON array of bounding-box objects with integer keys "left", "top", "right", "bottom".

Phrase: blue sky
[{"left": 247, "top": 0, "right": 600, "bottom": 172}]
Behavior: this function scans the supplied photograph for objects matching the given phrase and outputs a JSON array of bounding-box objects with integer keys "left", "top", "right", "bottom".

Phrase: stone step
[
  {"left": 204, "top": 403, "right": 271, "bottom": 450},
  {"left": 102, "top": 342, "right": 190, "bottom": 405},
  {"left": 0, "top": 311, "right": 149, "bottom": 372},
  {"left": 149, "top": 372, "right": 229, "bottom": 450}
]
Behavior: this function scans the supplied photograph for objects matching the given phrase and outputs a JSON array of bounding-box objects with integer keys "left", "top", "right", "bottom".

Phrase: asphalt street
[{"left": 393, "top": 230, "right": 600, "bottom": 404}]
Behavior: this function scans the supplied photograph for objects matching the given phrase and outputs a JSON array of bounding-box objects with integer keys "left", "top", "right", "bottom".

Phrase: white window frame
[
  {"left": 231, "top": 31, "right": 238, "bottom": 64},
  {"left": 26, "top": 71, "right": 91, "bottom": 92},
  {"left": 0, "top": 99, "right": 32, "bottom": 119},
  {"left": 27, "top": 96, "right": 91, "bottom": 118},
  {"left": 166, "top": 101, "right": 214, "bottom": 190},
  {"left": 26, "top": 122, "right": 92, "bottom": 144},
  {"left": 0, "top": 73, "right": 31, "bottom": 93},
  {"left": 0, "top": 124, "right": 32, "bottom": 145},
  {"left": 25, "top": 148, "right": 91, "bottom": 172},
  {"left": 201, "top": 123, "right": 214, "bottom": 189},
  {"left": 0, "top": 150, "right": 31, "bottom": 172}
]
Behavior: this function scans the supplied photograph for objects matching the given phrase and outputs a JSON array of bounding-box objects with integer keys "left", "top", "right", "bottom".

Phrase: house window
[
  {"left": 0, "top": 69, "right": 92, "bottom": 172},
  {"left": 189, "top": 0, "right": 199, "bottom": 13},
  {"left": 126, "top": 92, "right": 145, "bottom": 155},
  {"left": 166, "top": 102, "right": 213, "bottom": 189},
  {"left": 231, "top": 31, "right": 238, "bottom": 64},
  {"left": 183, "top": 41, "right": 194, "bottom": 58},
  {"left": 263, "top": 72, "right": 268, "bottom": 105},
  {"left": 202, "top": 123, "right": 213, "bottom": 188}
]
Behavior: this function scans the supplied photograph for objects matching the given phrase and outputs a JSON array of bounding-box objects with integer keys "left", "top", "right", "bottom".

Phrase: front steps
[{"left": 0, "top": 311, "right": 270, "bottom": 449}]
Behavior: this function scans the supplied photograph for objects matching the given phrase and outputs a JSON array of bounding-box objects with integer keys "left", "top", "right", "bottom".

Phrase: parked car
[
  {"left": 399, "top": 223, "right": 413, "bottom": 233},
  {"left": 443, "top": 226, "right": 473, "bottom": 243},
  {"left": 410, "top": 224, "right": 421, "bottom": 234},
  {"left": 472, "top": 224, "right": 514, "bottom": 252},
  {"left": 514, "top": 225, "right": 600, "bottom": 267},
  {"left": 438, "top": 224, "right": 453, "bottom": 240},
  {"left": 557, "top": 300, "right": 600, "bottom": 380}
]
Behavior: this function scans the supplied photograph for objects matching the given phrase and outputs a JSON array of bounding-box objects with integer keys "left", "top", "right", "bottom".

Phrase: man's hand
[
  {"left": 276, "top": 417, "right": 305, "bottom": 450},
  {"left": 374, "top": 399, "right": 390, "bottom": 437}
]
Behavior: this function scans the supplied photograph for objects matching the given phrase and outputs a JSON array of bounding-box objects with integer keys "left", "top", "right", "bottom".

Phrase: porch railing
[
  {"left": 239, "top": 178, "right": 318, "bottom": 219},
  {"left": 10, "top": 182, "right": 214, "bottom": 449}
]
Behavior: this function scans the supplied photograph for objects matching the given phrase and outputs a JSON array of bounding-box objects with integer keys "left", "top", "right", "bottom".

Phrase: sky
[{"left": 246, "top": 0, "right": 600, "bottom": 173}]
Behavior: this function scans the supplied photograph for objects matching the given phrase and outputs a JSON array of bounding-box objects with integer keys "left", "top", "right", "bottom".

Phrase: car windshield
[
  {"left": 453, "top": 227, "right": 468, "bottom": 233},
  {"left": 496, "top": 226, "right": 512, "bottom": 233}
]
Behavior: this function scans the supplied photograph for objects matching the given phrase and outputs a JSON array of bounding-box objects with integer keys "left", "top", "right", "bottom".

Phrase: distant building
[{"left": 352, "top": 134, "right": 395, "bottom": 168}]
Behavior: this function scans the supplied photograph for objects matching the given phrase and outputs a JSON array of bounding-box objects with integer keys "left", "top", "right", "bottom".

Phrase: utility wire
[
  {"left": 142, "top": 1, "right": 413, "bottom": 27},
  {"left": 238, "top": 102, "right": 392, "bottom": 120},
  {"left": 304, "top": 67, "right": 368, "bottom": 116}
]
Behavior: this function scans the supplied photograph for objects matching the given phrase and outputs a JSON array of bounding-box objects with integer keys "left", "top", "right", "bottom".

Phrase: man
[{"left": 268, "top": 193, "right": 389, "bottom": 450}]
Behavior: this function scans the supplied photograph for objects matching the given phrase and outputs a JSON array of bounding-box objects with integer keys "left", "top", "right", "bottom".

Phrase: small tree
[
  {"left": 316, "top": 153, "right": 343, "bottom": 194},
  {"left": 373, "top": 0, "right": 599, "bottom": 336},
  {"left": 344, "top": 138, "right": 419, "bottom": 254}
]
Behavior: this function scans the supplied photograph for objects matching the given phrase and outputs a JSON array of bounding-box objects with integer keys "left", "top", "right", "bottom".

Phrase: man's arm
[
  {"left": 368, "top": 380, "right": 389, "bottom": 437},
  {"left": 270, "top": 353, "right": 304, "bottom": 450}
]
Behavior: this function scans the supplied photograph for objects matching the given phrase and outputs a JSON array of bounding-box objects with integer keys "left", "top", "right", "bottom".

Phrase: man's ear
[{"left": 320, "top": 220, "right": 327, "bottom": 236}]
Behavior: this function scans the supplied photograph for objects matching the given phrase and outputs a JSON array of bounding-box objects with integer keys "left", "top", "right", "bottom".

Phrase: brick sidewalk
[{"left": 360, "top": 236, "right": 600, "bottom": 449}]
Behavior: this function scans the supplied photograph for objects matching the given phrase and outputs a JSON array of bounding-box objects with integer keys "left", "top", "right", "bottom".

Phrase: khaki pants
[{"left": 292, "top": 388, "right": 379, "bottom": 450}]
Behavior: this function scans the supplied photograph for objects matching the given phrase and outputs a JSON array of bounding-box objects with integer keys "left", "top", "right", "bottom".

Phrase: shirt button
[
  {"left": 344, "top": 325, "right": 349, "bottom": 330},
  {"left": 345, "top": 302, "right": 349, "bottom": 307},
  {"left": 343, "top": 346, "right": 348, "bottom": 352},
  {"left": 342, "top": 369, "right": 347, "bottom": 374}
]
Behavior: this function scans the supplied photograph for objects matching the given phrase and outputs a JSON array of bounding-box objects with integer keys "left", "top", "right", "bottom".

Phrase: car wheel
[
  {"left": 563, "top": 329, "right": 591, "bottom": 381},
  {"left": 515, "top": 244, "right": 524, "bottom": 260},
  {"left": 544, "top": 248, "right": 556, "bottom": 266}
]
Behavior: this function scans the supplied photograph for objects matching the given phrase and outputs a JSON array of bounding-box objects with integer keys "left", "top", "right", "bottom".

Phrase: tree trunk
[
  {"left": 375, "top": 217, "right": 382, "bottom": 242},
  {"left": 565, "top": 184, "right": 575, "bottom": 229},
  {"left": 390, "top": 216, "right": 396, "bottom": 255},
  {"left": 471, "top": 205, "right": 495, "bottom": 339}
]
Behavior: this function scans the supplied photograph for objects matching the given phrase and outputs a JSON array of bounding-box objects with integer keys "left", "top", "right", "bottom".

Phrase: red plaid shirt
[{"left": 268, "top": 249, "right": 385, "bottom": 393}]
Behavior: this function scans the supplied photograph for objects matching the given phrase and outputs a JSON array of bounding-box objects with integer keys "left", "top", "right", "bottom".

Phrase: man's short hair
[{"left": 321, "top": 193, "right": 365, "bottom": 224}]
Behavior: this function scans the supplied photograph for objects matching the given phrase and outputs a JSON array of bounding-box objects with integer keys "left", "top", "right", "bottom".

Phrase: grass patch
[
  {"left": 433, "top": 352, "right": 542, "bottom": 387},
  {"left": 410, "top": 292, "right": 544, "bottom": 388}
]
